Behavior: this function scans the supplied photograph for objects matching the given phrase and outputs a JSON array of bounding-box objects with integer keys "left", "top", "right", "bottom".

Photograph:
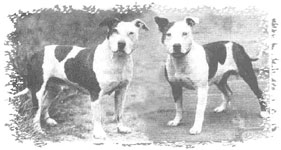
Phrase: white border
[{"left": 0, "top": 0, "right": 280, "bottom": 149}]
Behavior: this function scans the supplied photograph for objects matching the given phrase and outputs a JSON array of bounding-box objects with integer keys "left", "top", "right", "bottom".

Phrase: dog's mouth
[
  {"left": 171, "top": 52, "right": 185, "bottom": 58},
  {"left": 114, "top": 49, "right": 126, "bottom": 55},
  {"left": 171, "top": 48, "right": 191, "bottom": 58},
  {"left": 113, "top": 48, "right": 131, "bottom": 57}
]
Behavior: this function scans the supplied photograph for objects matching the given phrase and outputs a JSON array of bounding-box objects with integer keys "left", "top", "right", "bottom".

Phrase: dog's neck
[
  {"left": 99, "top": 39, "right": 131, "bottom": 75},
  {"left": 171, "top": 55, "right": 188, "bottom": 73}
]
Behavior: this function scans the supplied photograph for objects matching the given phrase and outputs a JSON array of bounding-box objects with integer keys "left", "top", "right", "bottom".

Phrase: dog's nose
[
  {"left": 173, "top": 43, "right": 181, "bottom": 52},
  {"left": 118, "top": 41, "right": 126, "bottom": 50}
]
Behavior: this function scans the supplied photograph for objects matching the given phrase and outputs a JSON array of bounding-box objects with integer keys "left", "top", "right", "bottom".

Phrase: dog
[
  {"left": 154, "top": 16, "right": 267, "bottom": 135},
  {"left": 15, "top": 17, "right": 149, "bottom": 139}
]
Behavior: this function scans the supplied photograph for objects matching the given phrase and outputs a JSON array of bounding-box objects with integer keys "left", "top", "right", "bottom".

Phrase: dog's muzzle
[
  {"left": 171, "top": 44, "right": 191, "bottom": 58},
  {"left": 114, "top": 41, "right": 127, "bottom": 55},
  {"left": 118, "top": 41, "right": 126, "bottom": 51}
]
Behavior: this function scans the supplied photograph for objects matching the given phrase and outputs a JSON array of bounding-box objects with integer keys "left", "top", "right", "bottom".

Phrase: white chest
[
  {"left": 165, "top": 45, "right": 209, "bottom": 88},
  {"left": 93, "top": 44, "right": 133, "bottom": 86}
]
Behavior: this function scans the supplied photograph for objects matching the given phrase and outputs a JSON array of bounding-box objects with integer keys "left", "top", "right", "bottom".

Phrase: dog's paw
[
  {"left": 46, "top": 118, "right": 58, "bottom": 126},
  {"left": 260, "top": 111, "right": 269, "bottom": 118},
  {"left": 33, "top": 123, "right": 44, "bottom": 134},
  {"left": 93, "top": 123, "right": 107, "bottom": 139},
  {"left": 167, "top": 119, "right": 181, "bottom": 126},
  {"left": 213, "top": 105, "right": 226, "bottom": 113},
  {"left": 93, "top": 129, "right": 107, "bottom": 139},
  {"left": 213, "top": 102, "right": 228, "bottom": 113},
  {"left": 117, "top": 125, "right": 132, "bottom": 134},
  {"left": 189, "top": 125, "right": 202, "bottom": 135}
]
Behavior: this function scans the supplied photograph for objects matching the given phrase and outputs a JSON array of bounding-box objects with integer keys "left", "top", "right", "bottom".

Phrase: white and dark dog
[
  {"left": 16, "top": 18, "right": 149, "bottom": 139},
  {"left": 154, "top": 16, "right": 267, "bottom": 134}
]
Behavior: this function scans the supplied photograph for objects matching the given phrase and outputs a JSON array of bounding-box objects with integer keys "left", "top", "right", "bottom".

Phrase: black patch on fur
[
  {"left": 160, "top": 22, "right": 175, "bottom": 43},
  {"left": 154, "top": 17, "right": 175, "bottom": 43},
  {"left": 135, "top": 20, "right": 149, "bottom": 31},
  {"left": 99, "top": 17, "right": 120, "bottom": 29},
  {"left": 164, "top": 66, "right": 169, "bottom": 81},
  {"left": 99, "top": 18, "right": 120, "bottom": 39},
  {"left": 203, "top": 41, "right": 228, "bottom": 79},
  {"left": 64, "top": 47, "right": 101, "bottom": 101},
  {"left": 107, "top": 28, "right": 118, "bottom": 39},
  {"left": 231, "top": 42, "right": 264, "bottom": 108},
  {"left": 54, "top": 45, "right": 73, "bottom": 62},
  {"left": 186, "top": 18, "right": 196, "bottom": 27}
]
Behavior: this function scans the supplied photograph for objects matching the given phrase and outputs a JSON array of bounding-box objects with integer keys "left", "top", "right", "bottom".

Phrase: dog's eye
[
  {"left": 166, "top": 33, "right": 171, "bottom": 37},
  {"left": 128, "top": 32, "right": 134, "bottom": 35},
  {"left": 182, "top": 32, "right": 188, "bottom": 36}
]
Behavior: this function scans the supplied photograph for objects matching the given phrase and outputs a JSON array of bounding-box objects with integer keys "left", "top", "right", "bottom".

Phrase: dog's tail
[
  {"left": 11, "top": 88, "right": 30, "bottom": 98},
  {"left": 250, "top": 58, "right": 259, "bottom": 61},
  {"left": 250, "top": 47, "right": 266, "bottom": 62}
]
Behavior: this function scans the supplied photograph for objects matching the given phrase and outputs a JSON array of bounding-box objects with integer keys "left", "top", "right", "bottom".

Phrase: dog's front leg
[
  {"left": 114, "top": 80, "right": 131, "bottom": 134},
  {"left": 189, "top": 85, "right": 209, "bottom": 134},
  {"left": 167, "top": 83, "right": 183, "bottom": 126},
  {"left": 91, "top": 90, "right": 107, "bottom": 139}
]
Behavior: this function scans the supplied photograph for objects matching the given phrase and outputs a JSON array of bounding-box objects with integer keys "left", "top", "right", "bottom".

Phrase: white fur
[
  {"left": 163, "top": 17, "right": 210, "bottom": 135},
  {"left": 167, "top": 99, "right": 183, "bottom": 126},
  {"left": 107, "top": 19, "right": 145, "bottom": 54},
  {"left": 44, "top": 45, "right": 84, "bottom": 80},
  {"left": 214, "top": 93, "right": 230, "bottom": 113},
  {"left": 165, "top": 42, "right": 209, "bottom": 88},
  {"left": 91, "top": 19, "right": 147, "bottom": 139},
  {"left": 164, "top": 20, "right": 194, "bottom": 54},
  {"left": 92, "top": 32, "right": 134, "bottom": 139},
  {"left": 165, "top": 41, "right": 209, "bottom": 134},
  {"left": 209, "top": 42, "right": 237, "bottom": 84},
  {"left": 93, "top": 40, "right": 133, "bottom": 87}
]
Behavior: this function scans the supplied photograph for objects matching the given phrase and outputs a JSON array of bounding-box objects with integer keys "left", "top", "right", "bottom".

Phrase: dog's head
[
  {"left": 154, "top": 16, "right": 199, "bottom": 58},
  {"left": 99, "top": 18, "right": 149, "bottom": 55}
]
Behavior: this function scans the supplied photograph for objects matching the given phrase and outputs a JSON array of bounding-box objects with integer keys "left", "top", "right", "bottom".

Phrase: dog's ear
[
  {"left": 99, "top": 17, "right": 120, "bottom": 29},
  {"left": 185, "top": 17, "right": 199, "bottom": 27},
  {"left": 133, "top": 19, "right": 149, "bottom": 31},
  {"left": 154, "top": 16, "right": 170, "bottom": 33}
]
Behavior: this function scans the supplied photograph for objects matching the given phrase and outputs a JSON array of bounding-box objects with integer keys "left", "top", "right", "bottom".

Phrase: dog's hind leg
[
  {"left": 32, "top": 74, "right": 51, "bottom": 133},
  {"left": 238, "top": 68, "right": 267, "bottom": 117},
  {"left": 214, "top": 71, "right": 236, "bottom": 113},
  {"left": 214, "top": 82, "right": 232, "bottom": 113},
  {"left": 41, "top": 78, "right": 70, "bottom": 127},
  {"left": 233, "top": 43, "right": 267, "bottom": 117},
  {"left": 32, "top": 84, "right": 48, "bottom": 133},
  {"left": 41, "top": 90, "right": 58, "bottom": 127},
  {"left": 225, "top": 83, "right": 233, "bottom": 96},
  {"left": 167, "top": 83, "right": 183, "bottom": 126}
]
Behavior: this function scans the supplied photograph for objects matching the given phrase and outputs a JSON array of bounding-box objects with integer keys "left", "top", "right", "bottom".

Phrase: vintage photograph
[{"left": 1, "top": 0, "right": 279, "bottom": 149}]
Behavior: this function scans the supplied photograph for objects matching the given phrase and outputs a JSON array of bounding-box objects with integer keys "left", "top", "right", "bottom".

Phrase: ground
[{"left": 43, "top": 74, "right": 268, "bottom": 144}]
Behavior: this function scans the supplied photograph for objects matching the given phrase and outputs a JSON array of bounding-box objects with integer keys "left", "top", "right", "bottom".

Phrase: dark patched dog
[
  {"left": 14, "top": 18, "right": 149, "bottom": 139},
  {"left": 155, "top": 16, "right": 267, "bottom": 134}
]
